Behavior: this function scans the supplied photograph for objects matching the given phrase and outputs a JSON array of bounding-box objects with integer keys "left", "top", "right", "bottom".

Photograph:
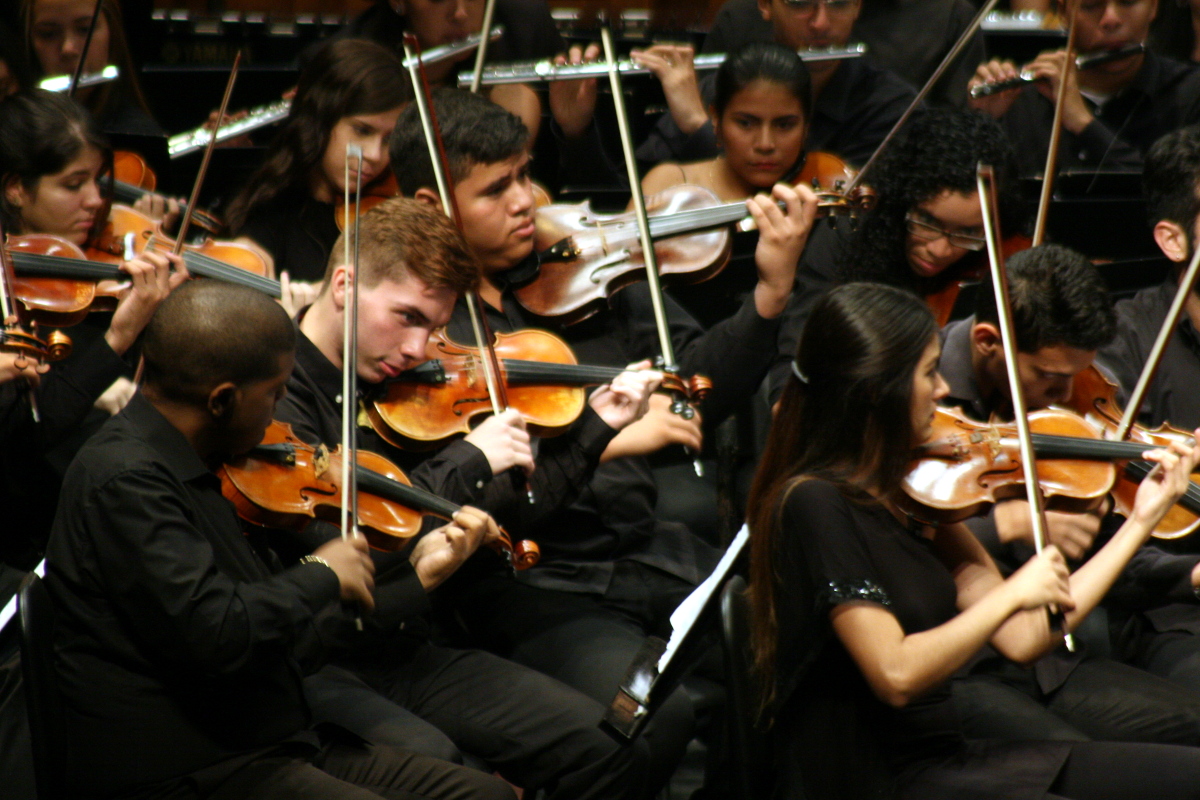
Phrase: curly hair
[
  {"left": 1144, "top": 124, "right": 1200, "bottom": 239},
  {"left": 838, "top": 108, "right": 1023, "bottom": 292}
]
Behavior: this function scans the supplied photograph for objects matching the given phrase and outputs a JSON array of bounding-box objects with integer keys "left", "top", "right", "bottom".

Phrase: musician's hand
[
  {"left": 632, "top": 44, "right": 708, "bottom": 136},
  {"left": 1024, "top": 49, "right": 1094, "bottom": 134},
  {"left": 1005, "top": 544, "right": 1074, "bottom": 612},
  {"left": 106, "top": 252, "right": 189, "bottom": 356},
  {"left": 464, "top": 408, "right": 535, "bottom": 477},
  {"left": 748, "top": 182, "right": 816, "bottom": 318},
  {"left": 314, "top": 535, "right": 376, "bottom": 611},
  {"left": 1129, "top": 432, "right": 1200, "bottom": 537},
  {"left": 94, "top": 377, "right": 136, "bottom": 416},
  {"left": 588, "top": 360, "right": 661, "bottom": 431},
  {"left": 409, "top": 506, "right": 502, "bottom": 590},
  {"left": 279, "top": 271, "right": 321, "bottom": 318},
  {"left": 601, "top": 392, "right": 702, "bottom": 462},
  {"left": 549, "top": 43, "right": 600, "bottom": 139},
  {"left": 0, "top": 352, "right": 49, "bottom": 387},
  {"left": 967, "top": 58, "right": 1023, "bottom": 118},
  {"left": 993, "top": 498, "right": 1104, "bottom": 561},
  {"left": 132, "top": 192, "right": 183, "bottom": 232}
]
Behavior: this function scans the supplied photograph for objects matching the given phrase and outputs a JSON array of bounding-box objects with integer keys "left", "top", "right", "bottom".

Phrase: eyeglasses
[
  {"left": 779, "top": 0, "right": 859, "bottom": 16},
  {"left": 904, "top": 212, "right": 987, "bottom": 251}
]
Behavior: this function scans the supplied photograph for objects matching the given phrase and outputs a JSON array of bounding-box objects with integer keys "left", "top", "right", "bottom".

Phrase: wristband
[{"left": 299, "top": 554, "right": 333, "bottom": 573}]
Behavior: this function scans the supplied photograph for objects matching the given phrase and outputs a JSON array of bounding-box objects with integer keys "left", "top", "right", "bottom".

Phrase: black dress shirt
[
  {"left": 45, "top": 394, "right": 348, "bottom": 797},
  {"left": 238, "top": 196, "right": 341, "bottom": 285},
  {"left": 636, "top": 56, "right": 916, "bottom": 169},
  {"left": 1000, "top": 50, "right": 1200, "bottom": 177},
  {"left": 702, "top": 0, "right": 984, "bottom": 108},
  {"left": 443, "top": 261, "right": 779, "bottom": 592},
  {"left": 1098, "top": 278, "right": 1200, "bottom": 432}
]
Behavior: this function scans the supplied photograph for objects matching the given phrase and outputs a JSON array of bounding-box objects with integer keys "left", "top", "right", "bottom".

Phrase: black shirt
[
  {"left": 702, "top": 0, "right": 984, "bottom": 108},
  {"left": 1098, "top": 278, "right": 1200, "bottom": 432},
  {"left": 1000, "top": 50, "right": 1200, "bottom": 177},
  {"left": 445, "top": 264, "right": 779, "bottom": 592},
  {"left": 636, "top": 56, "right": 916, "bottom": 169},
  {"left": 45, "top": 394, "right": 344, "bottom": 797},
  {"left": 238, "top": 196, "right": 341, "bottom": 284}
]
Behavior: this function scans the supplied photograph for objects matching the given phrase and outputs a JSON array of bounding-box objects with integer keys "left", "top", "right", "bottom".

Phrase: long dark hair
[
  {"left": 839, "top": 108, "right": 1022, "bottom": 292},
  {"left": 746, "top": 282, "right": 936, "bottom": 713},
  {"left": 22, "top": 0, "right": 154, "bottom": 125},
  {"left": 224, "top": 38, "right": 410, "bottom": 235},
  {"left": 0, "top": 88, "right": 110, "bottom": 232}
]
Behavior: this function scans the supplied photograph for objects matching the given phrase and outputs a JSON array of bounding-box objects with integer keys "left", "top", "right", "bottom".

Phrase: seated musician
[
  {"left": 968, "top": 0, "right": 1200, "bottom": 176},
  {"left": 1099, "top": 124, "right": 1200, "bottom": 433},
  {"left": 22, "top": 0, "right": 162, "bottom": 137},
  {"left": 0, "top": 87, "right": 184, "bottom": 570},
  {"left": 939, "top": 244, "right": 1200, "bottom": 743},
  {"left": 750, "top": 279, "right": 1200, "bottom": 800},
  {"left": 322, "top": 0, "right": 561, "bottom": 141},
  {"left": 388, "top": 87, "right": 816, "bottom": 793},
  {"left": 275, "top": 195, "right": 654, "bottom": 799},
  {"left": 636, "top": 0, "right": 914, "bottom": 169},
  {"left": 43, "top": 278, "right": 520, "bottom": 800},
  {"left": 225, "top": 39, "right": 406, "bottom": 294},
  {"left": 768, "top": 106, "right": 1020, "bottom": 400}
]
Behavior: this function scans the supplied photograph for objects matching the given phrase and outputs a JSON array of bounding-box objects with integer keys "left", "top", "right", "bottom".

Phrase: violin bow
[
  {"left": 467, "top": 0, "right": 499, "bottom": 93},
  {"left": 67, "top": 0, "right": 104, "bottom": 98},
  {"left": 1114, "top": 246, "right": 1200, "bottom": 440},
  {"left": 342, "top": 143, "right": 366, "bottom": 630},
  {"left": 599, "top": 26, "right": 704, "bottom": 476},
  {"left": 1031, "top": 0, "right": 1080, "bottom": 246},
  {"left": 844, "top": 0, "right": 1000, "bottom": 194},
  {"left": 403, "top": 33, "right": 535, "bottom": 504},
  {"left": 978, "top": 163, "right": 1075, "bottom": 651},
  {"left": 171, "top": 52, "right": 242, "bottom": 256}
]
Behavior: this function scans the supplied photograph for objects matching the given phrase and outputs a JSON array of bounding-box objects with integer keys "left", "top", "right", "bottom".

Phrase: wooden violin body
[{"left": 219, "top": 420, "right": 539, "bottom": 569}]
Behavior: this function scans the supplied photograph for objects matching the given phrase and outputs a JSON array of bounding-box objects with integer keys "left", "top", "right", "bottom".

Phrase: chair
[
  {"left": 18, "top": 572, "right": 68, "bottom": 800},
  {"left": 719, "top": 574, "right": 770, "bottom": 800}
]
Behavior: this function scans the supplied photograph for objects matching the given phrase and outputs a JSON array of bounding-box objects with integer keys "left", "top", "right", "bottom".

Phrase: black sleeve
[
  {"left": 36, "top": 335, "right": 132, "bottom": 449},
  {"left": 1106, "top": 541, "right": 1200, "bottom": 610},
  {"left": 635, "top": 75, "right": 720, "bottom": 166},
  {"left": 927, "top": 0, "right": 984, "bottom": 109}
]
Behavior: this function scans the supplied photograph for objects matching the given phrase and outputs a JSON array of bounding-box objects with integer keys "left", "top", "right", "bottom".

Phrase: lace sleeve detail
[{"left": 825, "top": 579, "right": 892, "bottom": 608}]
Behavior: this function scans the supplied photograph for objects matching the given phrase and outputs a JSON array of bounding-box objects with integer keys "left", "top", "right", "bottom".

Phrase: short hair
[
  {"left": 713, "top": 42, "right": 812, "bottom": 123},
  {"left": 323, "top": 196, "right": 480, "bottom": 295},
  {"left": 1144, "top": 125, "right": 1200, "bottom": 236},
  {"left": 142, "top": 281, "right": 296, "bottom": 405},
  {"left": 390, "top": 88, "right": 528, "bottom": 197},
  {"left": 974, "top": 244, "right": 1116, "bottom": 353}
]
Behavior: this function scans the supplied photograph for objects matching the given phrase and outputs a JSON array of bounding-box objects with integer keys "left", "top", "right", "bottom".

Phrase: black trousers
[
  {"left": 954, "top": 657, "right": 1200, "bottom": 744},
  {"left": 309, "top": 643, "right": 650, "bottom": 800},
  {"left": 451, "top": 563, "right": 702, "bottom": 796}
]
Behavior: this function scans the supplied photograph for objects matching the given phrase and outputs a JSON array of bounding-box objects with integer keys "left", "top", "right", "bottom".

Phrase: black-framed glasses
[
  {"left": 904, "top": 212, "right": 987, "bottom": 251},
  {"left": 779, "top": 0, "right": 859, "bottom": 16}
]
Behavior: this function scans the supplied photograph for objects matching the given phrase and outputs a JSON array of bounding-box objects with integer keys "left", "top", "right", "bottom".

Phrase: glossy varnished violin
[{"left": 219, "top": 421, "right": 539, "bottom": 570}]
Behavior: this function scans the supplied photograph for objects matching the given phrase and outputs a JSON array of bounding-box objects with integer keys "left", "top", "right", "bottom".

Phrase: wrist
[
  {"left": 300, "top": 554, "right": 334, "bottom": 573},
  {"left": 753, "top": 281, "right": 791, "bottom": 319},
  {"left": 104, "top": 326, "right": 134, "bottom": 356}
]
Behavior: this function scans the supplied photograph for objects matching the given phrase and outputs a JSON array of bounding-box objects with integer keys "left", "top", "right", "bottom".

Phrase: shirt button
[
  {"left": 1078, "top": 151, "right": 1088, "bottom": 160},
  {"left": 335, "top": 394, "right": 342, "bottom": 403},
  {"left": 476, "top": 480, "right": 485, "bottom": 489}
]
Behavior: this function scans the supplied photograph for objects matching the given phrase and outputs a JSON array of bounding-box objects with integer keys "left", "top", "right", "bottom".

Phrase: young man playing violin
[
  {"left": 936, "top": 244, "right": 1200, "bottom": 745},
  {"left": 968, "top": 0, "right": 1200, "bottom": 176},
  {"left": 275, "top": 196, "right": 656, "bottom": 800},
  {"left": 389, "top": 87, "right": 816, "bottom": 793},
  {"left": 42, "top": 278, "right": 520, "bottom": 800}
]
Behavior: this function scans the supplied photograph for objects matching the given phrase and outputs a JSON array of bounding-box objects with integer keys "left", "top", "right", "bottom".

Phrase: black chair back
[
  {"left": 720, "top": 574, "right": 770, "bottom": 800},
  {"left": 18, "top": 573, "right": 67, "bottom": 800}
]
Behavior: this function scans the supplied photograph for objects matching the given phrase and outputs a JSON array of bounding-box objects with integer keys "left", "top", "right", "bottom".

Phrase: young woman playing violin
[
  {"left": 640, "top": 43, "right": 810, "bottom": 203},
  {"left": 225, "top": 38, "right": 408, "bottom": 291},
  {"left": 749, "top": 281, "right": 1200, "bottom": 800},
  {"left": 22, "top": 0, "right": 161, "bottom": 137}
]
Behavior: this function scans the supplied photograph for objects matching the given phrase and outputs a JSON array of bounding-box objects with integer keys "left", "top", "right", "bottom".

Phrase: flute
[
  {"left": 168, "top": 26, "right": 504, "bottom": 158},
  {"left": 458, "top": 43, "right": 867, "bottom": 87},
  {"left": 39, "top": 65, "right": 118, "bottom": 92},
  {"left": 969, "top": 43, "right": 1145, "bottom": 98}
]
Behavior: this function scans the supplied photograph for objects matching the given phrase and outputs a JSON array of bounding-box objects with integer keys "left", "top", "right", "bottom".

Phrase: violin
[
  {"left": 1063, "top": 366, "right": 1200, "bottom": 540},
  {"left": 365, "top": 328, "right": 711, "bottom": 448},
  {"left": 519, "top": 152, "right": 874, "bottom": 324},
  {"left": 106, "top": 150, "right": 224, "bottom": 236},
  {"left": 219, "top": 420, "right": 539, "bottom": 570},
  {"left": 335, "top": 173, "right": 400, "bottom": 232}
]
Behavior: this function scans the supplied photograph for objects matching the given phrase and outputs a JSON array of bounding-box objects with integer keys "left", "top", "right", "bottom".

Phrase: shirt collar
[
  {"left": 490, "top": 250, "right": 542, "bottom": 292},
  {"left": 938, "top": 316, "right": 989, "bottom": 418},
  {"left": 293, "top": 314, "right": 385, "bottom": 402},
  {"left": 120, "top": 392, "right": 211, "bottom": 483}
]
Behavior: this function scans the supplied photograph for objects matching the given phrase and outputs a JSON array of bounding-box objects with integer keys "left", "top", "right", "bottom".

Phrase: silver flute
[
  {"left": 969, "top": 43, "right": 1145, "bottom": 98},
  {"left": 458, "top": 43, "right": 867, "bottom": 87},
  {"left": 39, "top": 65, "right": 119, "bottom": 92},
  {"left": 169, "top": 26, "right": 504, "bottom": 158}
]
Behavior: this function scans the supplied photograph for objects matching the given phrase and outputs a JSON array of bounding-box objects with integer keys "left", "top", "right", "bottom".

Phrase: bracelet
[{"left": 299, "top": 554, "right": 333, "bottom": 573}]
